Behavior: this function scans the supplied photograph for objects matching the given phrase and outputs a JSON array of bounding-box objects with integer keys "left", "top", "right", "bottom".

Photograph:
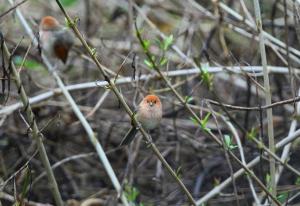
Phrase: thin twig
[
  {"left": 0, "top": 0, "right": 27, "bottom": 19},
  {"left": 207, "top": 95, "right": 300, "bottom": 111},
  {"left": 253, "top": 0, "right": 276, "bottom": 203},
  {"left": 32, "top": 153, "right": 95, "bottom": 186}
]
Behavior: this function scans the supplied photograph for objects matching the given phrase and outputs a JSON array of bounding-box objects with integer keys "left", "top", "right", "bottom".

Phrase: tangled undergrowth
[{"left": 1, "top": 0, "right": 300, "bottom": 205}]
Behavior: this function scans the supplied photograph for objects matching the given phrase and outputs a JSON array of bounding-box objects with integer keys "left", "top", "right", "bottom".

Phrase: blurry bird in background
[{"left": 39, "top": 16, "right": 74, "bottom": 64}]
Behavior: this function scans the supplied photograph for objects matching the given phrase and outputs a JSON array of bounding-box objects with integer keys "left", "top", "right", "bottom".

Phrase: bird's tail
[{"left": 119, "top": 127, "right": 138, "bottom": 146}]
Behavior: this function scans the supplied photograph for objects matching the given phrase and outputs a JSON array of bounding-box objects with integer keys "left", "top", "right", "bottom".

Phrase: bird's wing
[{"left": 53, "top": 29, "right": 74, "bottom": 63}]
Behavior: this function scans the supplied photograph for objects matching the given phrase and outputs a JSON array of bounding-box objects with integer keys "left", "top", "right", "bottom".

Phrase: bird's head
[
  {"left": 39, "top": 16, "right": 60, "bottom": 31},
  {"left": 143, "top": 95, "right": 161, "bottom": 108}
]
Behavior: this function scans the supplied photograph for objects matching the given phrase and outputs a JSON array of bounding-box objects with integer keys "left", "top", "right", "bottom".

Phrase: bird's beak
[{"left": 149, "top": 102, "right": 153, "bottom": 107}]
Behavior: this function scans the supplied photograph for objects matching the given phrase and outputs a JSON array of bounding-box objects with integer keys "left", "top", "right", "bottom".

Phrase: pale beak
[{"left": 149, "top": 102, "right": 153, "bottom": 107}]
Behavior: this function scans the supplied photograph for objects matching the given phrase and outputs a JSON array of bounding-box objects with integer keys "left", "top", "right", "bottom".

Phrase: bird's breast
[
  {"left": 137, "top": 106, "right": 162, "bottom": 130},
  {"left": 39, "top": 31, "right": 56, "bottom": 56}
]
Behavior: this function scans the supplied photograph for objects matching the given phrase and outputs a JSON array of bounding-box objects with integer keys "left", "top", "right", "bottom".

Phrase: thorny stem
[
  {"left": 1, "top": 38, "right": 64, "bottom": 206},
  {"left": 55, "top": 0, "right": 197, "bottom": 205}
]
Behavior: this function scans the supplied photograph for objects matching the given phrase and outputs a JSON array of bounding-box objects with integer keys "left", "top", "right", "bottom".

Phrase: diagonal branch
[{"left": 0, "top": 0, "right": 27, "bottom": 19}]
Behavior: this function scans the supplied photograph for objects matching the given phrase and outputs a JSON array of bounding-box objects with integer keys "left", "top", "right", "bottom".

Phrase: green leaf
[
  {"left": 143, "top": 39, "right": 151, "bottom": 51},
  {"left": 190, "top": 117, "right": 198, "bottom": 125},
  {"left": 64, "top": 17, "right": 75, "bottom": 27},
  {"left": 295, "top": 177, "right": 300, "bottom": 185},
  {"left": 159, "top": 57, "right": 168, "bottom": 66},
  {"left": 201, "top": 112, "right": 211, "bottom": 127},
  {"left": 224, "top": 134, "right": 238, "bottom": 150},
  {"left": 91, "top": 47, "right": 97, "bottom": 56},
  {"left": 184, "top": 96, "right": 194, "bottom": 103},
  {"left": 13, "top": 56, "right": 43, "bottom": 71},
  {"left": 199, "top": 62, "right": 213, "bottom": 89},
  {"left": 266, "top": 173, "right": 271, "bottom": 184},
  {"left": 199, "top": 113, "right": 211, "bottom": 132},
  {"left": 229, "top": 145, "right": 238, "bottom": 150},
  {"left": 246, "top": 127, "right": 257, "bottom": 141},
  {"left": 175, "top": 166, "right": 182, "bottom": 179},
  {"left": 163, "top": 34, "right": 173, "bottom": 50},
  {"left": 224, "top": 135, "right": 231, "bottom": 147},
  {"left": 277, "top": 192, "right": 288, "bottom": 203},
  {"left": 124, "top": 183, "right": 140, "bottom": 202},
  {"left": 190, "top": 114, "right": 212, "bottom": 132},
  {"left": 0, "top": 137, "right": 8, "bottom": 147},
  {"left": 18, "top": 166, "right": 31, "bottom": 206},
  {"left": 60, "top": 0, "right": 78, "bottom": 7},
  {"left": 144, "top": 59, "right": 154, "bottom": 69}
]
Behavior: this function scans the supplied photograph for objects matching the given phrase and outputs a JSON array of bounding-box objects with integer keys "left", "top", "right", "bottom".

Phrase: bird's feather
[{"left": 119, "top": 127, "right": 138, "bottom": 146}]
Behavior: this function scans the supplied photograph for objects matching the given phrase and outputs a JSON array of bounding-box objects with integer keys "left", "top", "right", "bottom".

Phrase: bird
[
  {"left": 120, "top": 94, "right": 162, "bottom": 146},
  {"left": 39, "top": 16, "right": 74, "bottom": 64}
]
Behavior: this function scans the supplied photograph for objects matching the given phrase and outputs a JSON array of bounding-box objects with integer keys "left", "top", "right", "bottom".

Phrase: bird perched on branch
[
  {"left": 120, "top": 95, "right": 162, "bottom": 146},
  {"left": 39, "top": 16, "right": 74, "bottom": 64}
]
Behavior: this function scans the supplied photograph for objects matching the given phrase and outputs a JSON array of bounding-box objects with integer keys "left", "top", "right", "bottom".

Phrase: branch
[
  {"left": 253, "top": 0, "right": 276, "bottom": 202},
  {"left": 207, "top": 95, "right": 300, "bottom": 111},
  {"left": 0, "top": 0, "right": 27, "bottom": 19}
]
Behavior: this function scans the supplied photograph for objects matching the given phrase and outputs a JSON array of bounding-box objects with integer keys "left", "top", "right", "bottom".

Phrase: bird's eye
[{"left": 154, "top": 100, "right": 156, "bottom": 104}]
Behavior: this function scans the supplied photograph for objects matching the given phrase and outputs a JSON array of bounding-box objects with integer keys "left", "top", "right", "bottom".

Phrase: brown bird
[
  {"left": 39, "top": 16, "right": 74, "bottom": 63},
  {"left": 120, "top": 95, "right": 162, "bottom": 146}
]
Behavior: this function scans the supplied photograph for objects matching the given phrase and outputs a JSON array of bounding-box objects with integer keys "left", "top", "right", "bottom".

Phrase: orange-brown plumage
[
  {"left": 142, "top": 94, "right": 161, "bottom": 106},
  {"left": 39, "top": 16, "right": 60, "bottom": 30}
]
